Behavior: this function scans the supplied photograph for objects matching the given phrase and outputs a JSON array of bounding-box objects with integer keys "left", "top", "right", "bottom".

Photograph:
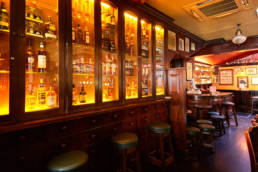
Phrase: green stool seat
[
  {"left": 187, "top": 127, "right": 200, "bottom": 136},
  {"left": 112, "top": 132, "right": 138, "bottom": 149},
  {"left": 197, "top": 119, "right": 212, "bottom": 125},
  {"left": 208, "top": 112, "right": 220, "bottom": 116},
  {"left": 211, "top": 115, "right": 225, "bottom": 121},
  {"left": 47, "top": 151, "right": 88, "bottom": 172},
  {"left": 199, "top": 124, "right": 215, "bottom": 132},
  {"left": 149, "top": 122, "right": 170, "bottom": 134}
]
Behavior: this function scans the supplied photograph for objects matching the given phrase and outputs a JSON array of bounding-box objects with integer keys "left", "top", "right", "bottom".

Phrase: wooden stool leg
[
  {"left": 135, "top": 148, "right": 142, "bottom": 172},
  {"left": 233, "top": 107, "right": 238, "bottom": 126},
  {"left": 251, "top": 99, "right": 254, "bottom": 115},
  {"left": 122, "top": 150, "right": 127, "bottom": 172},
  {"left": 159, "top": 134, "right": 165, "bottom": 172},
  {"left": 168, "top": 135, "right": 174, "bottom": 157},
  {"left": 225, "top": 110, "right": 230, "bottom": 127}
]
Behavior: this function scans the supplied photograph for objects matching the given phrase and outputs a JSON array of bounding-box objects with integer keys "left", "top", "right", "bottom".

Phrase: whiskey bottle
[
  {"left": 0, "top": 1, "right": 8, "bottom": 30},
  {"left": 38, "top": 41, "right": 47, "bottom": 72},
  {"left": 26, "top": 40, "right": 34, "bottom": 72},
  {"left": 72, "top": 84, "right": 77, "bottom": 104},
  {"left": 72, "top": 26, "right": 76, "bottom": 43},
  {"left": 77, "top": 24, "right": 83, "bottom": 44},
  {"left": 45, "top": 16, "right": 56, "bottom": 39},
  {"left": 79, "top": 82, "right": 86, "bottom": 103},
  {"left": 37, "top": 79, "right": 46, "bottom": 105},
  {"left": 26, "top": 84, "right": 36, "bottom": 106},
  {"left": 47, "top": 87, "right": 56, "bottom": 107},
  {"left": 84, "top": 26, "right": 90, "bottom": 45}
]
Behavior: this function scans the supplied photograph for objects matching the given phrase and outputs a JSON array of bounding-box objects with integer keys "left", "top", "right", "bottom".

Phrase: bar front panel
[
  {"left": 0, "top": 0, "right": 10, "bottom": 116},
  {"left": 101, "top": 1, "right": 119, "bottom": 102},
  {"left": 141, "top": 19, "right": 152, "bottom": 97},
  {"left": 72, "top": 0, "right": 95, "bottom": 106},
  {"left": 124, "top": 11, "right": 138, "bottom": 99},
  {"left": 25, "top": 0, "right": 59, "bottom": 112},
  {"left": 155, "top": 25, "right": 165, "bottom": 96}
]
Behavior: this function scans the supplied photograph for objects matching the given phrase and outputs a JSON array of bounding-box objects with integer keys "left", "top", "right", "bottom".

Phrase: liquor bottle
[
  {"left": 26, "top": 40, "right": 34, "bottom": 72},
  {"left": 79, "top": 81, "right": 86, "bottom": 103},
  {"left": 37, "top": 79, "right": 46, "bottom": 105},
  {"left": 72, "top": 26, "right": 76, "bottom": 43},
  {"left": 77, "top": 24, "right": 83, "bottom": 44},
  {"left": 47, "top": 87, "right": 57, "bottom": 107},
  {"left": 72, "top": 84, "right": 77, "bottom": 104},
  {"left": 84, "top": 26, "right": 90, "bottom": 45},
  {"left": 0, "top": 1, "right": 8, "bottom": 30},
  {"left": 45, "top": 16, "right": 56, "bottom": 38},
  {"left": 38, "top": 41, "right": 47, "bottom": 72},
  {"left": 26, "top": 84, "right": 36, "bottom": 106}
]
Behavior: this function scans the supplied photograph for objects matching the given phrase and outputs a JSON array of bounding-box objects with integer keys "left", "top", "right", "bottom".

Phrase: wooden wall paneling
[
  {"left": 168, "top": 68, "right": 187, "bottom": 152},
  {"left": 152, "top": 22, "right": 156, "bottom": 97},
  {"left": 119, "top": 4, "right": 125, "bottom": 102},
  {"left": 164, "top": 27, "right": 168, "bottom": 96},
  {"left": 138, "top": 15, "right": 142, "bottom": 99}
]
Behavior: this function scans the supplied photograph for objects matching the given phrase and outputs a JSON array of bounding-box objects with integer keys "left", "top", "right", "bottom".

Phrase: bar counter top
[{"left": 187, "top": 92, "right": 233, "bottom": 97}]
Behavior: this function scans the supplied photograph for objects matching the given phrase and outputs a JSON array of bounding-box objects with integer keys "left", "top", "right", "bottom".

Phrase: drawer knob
[
  {"left": 144, "top": 117, "right": 149, "bottom": 122},
  {"left": 59, "top": 143, "right": 67, "bottom": 149},
  {"left": 60, "top": 126, "right": 68, "bottom": 131},
  {"left": 143, "top": 107, "right": 148, "bottom": 112},
  {"left": 91, "top": 134, "right": 96, "bottom": 139},
  {"left": 19, "top": 135, "right": 26, "bottom": 141},
  {"left": 130, "top": 111, "right": 135, "bottom": 115},
  {"left": 130, "top": 122, "right": 135, "bottom": 126},
  {"left": 113, "top": 114, "right": 118, "bottom": 119},
  {"left": 91, "top": 119, "right": 97, "bottom": 124}
]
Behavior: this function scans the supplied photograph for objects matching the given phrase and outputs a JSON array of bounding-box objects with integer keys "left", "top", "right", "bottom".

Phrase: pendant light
[{"left": 232, "top": 24, "right": 247, "bottom": 45}]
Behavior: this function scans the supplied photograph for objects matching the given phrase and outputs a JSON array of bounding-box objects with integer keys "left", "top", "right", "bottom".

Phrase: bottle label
[
  {"left": 86, "top": 35, "right": 90, "bottom": 44},
  {"left": 28, "top": 56, "right": 34, "bottom": 64},
  {"left": 38, "top": 55, "right": 46, "bottom": 68},
  {"left": 47, "top": 95, "right": 56, "bottom": 107},
  {"left": 38, "top": 92, "right": 46, "bottom": 104},
  {"left": 72, "top": 30, "right": 76, "bottom": 41}
]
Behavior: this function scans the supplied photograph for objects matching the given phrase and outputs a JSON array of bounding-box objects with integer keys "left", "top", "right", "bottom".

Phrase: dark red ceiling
[{"left": 195, "top": 49, "right": 258, "bottom": 65}]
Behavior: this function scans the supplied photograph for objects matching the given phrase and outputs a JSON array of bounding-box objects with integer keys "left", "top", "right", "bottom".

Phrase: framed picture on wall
[
  {"left": 246, "top": 67, "right": 257, "bottom": 75},
  {"left": 185, "top": 37, "right": 190, "bottom": 52},
  {"left": 191, "top": 42, "right": 196, "bottom": 51},
  {"left": 186, "top": 62, "right": 193, "bottom": 81},
  {"left": 237, "top": 76, "right": 248, "bottom": 89},
  {"left": 219, "top": 69, "right": 233, "bottom": 85},
  {"left": 178, "top": 38, "right": 184, "bottom": 51},
  {"left": 168, "top": 30, "right": 176, "bottom": 51},
  {"left": 251, "top": 77, "right": 258, "bottom": 85}
]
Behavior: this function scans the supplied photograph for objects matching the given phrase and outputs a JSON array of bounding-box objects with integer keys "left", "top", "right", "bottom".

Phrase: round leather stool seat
[
  {"left": 199, "top": 124, "right": 215, "bottom": 132},
  {"left": 211, "top": 115, "right": 225, "bottom": 121},
  {"left": 222, "top": 101, "right": 235, "bottom": 106},
  {"left": 187, "top": 127, "right": 201, "bottom": 136},
  {"left": 112, "top": 132, "right": 138, "bottom": 149},
  {"left": 47, "top": 151, "right": 88, "bottom": 172},
  {"left": 197, "top": 119, "right": 212, "bottom": 125},
  {"left": 208, "top": 112, "right": 220, "bottom": 116},
  {"left": 149, "top": 122, "right": 170, "bottom": 134}
]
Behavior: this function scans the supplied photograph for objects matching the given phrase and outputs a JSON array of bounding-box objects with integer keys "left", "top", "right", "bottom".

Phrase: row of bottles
[
  {"left": 72, "top": 56, "right": 94, "bottom": 74},
  {"left": 0, "top": 1, "right": 8, "bottom": 31},
  {"left": 26, "top": 40, "right": 47, "bottom": 72},
  {"left": 26, "top": 79, "right": 57, "bottom": 110},
  {"left": 72, "top": 24, "right": 90, "bottom": 45},
  {"left": 26, "top": 1, "right": 57, "bottom": 39},
  {"left": 72, "top": 80, "right": 94, "bottom": 104}
]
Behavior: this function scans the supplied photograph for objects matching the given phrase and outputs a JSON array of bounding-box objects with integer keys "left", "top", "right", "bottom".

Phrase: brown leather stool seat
[{"left": 222, "top": 101, "right": 238, "bottom": 127}]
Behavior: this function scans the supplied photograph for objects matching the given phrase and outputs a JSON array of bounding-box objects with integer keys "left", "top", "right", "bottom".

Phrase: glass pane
[
  {"left": 141, "top": 19, "right": 152, "bottom": 97},
  {"left": 72, "top": 0, "right": 95, "bottom": 105},
  {"left": 101, "top": 1, "right": 119, "bottom": 102},
  {"left": 25, "top": 0, "right": 59, "bottom": 112},
  {"left": 124, "top": 12, "right": 138, "bottom": 99},
  {"left": 0, "top": 0, "right": 10, "bottom": 115},
  {"left": 155, "top": 25, "right": 165, "bottom": 96}
]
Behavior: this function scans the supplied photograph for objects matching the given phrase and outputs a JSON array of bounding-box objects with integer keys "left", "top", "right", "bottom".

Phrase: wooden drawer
[
  {"left": 13, "top": 127, "right": 46, "bottom": 145},
  {"left": 120, "top": 118, "right": 137, "bottom": 133},
  {"left": 106, "top": 111, "right": 124, "bottom": 123}
]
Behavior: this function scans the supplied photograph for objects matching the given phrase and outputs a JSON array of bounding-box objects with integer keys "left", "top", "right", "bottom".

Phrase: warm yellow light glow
[
  {"left": 156, "top": 88, "right": 165, "bottom": 96},
  {"left": 141, "top": 20, "right": 145, "bottom": 24},
  {"left": 126, "top": 95, "right": 138, "bottom": 99},
  {"left": 25, "top": 105, "right": 58, "bottom": 112},
  {"left": 0, "top": 106, "right": 9, "bottom": 116},
  {"left": 73, "top": 99, "right": 95, "bottom": 106},
  {"left": 155, "top": 25, "right": 162, "bottom": 31},
  {"left": 101, "top": 2, "right": 110, "bottom": 8},
  {"left": 124, "top": 12, "right": 137, "bottom": 21}
]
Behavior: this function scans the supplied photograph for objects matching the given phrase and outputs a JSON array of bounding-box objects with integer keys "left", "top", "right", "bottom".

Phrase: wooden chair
[{"left": 245, "top": 129, "right": 258, "bottom": 172}]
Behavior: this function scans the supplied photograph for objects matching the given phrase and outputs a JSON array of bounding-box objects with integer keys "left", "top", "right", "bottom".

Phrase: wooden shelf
[{"left": 26, "top": 17, "right": 44, "bottom": 24}]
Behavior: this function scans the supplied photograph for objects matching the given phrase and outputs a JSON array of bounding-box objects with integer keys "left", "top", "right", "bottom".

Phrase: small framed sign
[
  {"left": 219, "top": 69, "right": 233, "bottom": 85},
  {"left": 251, "top": 77, "right": 258, "bottom": 85},
  {"left": 191, "top": 42, "right": 196, "bottom": 51},
  {"left": 168, "top": 30, "right": 176, "bottom": 51},
  {"left": 246, "top": 67, "right": 257, "bottom": 75},
  {"left": 237, "top": 76, "right": 248, "bottom": 89},
  {"left": 186, "top": 62, "right": 193, "bottom": 81},
  {"left": 178, "top": 38, "right": 184, "bottom": 51}
]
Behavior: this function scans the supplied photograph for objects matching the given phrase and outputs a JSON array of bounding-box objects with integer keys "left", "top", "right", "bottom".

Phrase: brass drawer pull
[
  {"left": 59, "top": 143, "right": 67, "bottom": 149},
  {"left": 130, "top": 122, "right": 135, "bottom": 126},
  {"left": 113, "top": 114, "right": 119, "bottom": 119},
  {"left": 19, "top": 135, "right": 26, "bottom": 141},
  {"left": 91, "top": 119, "right": 97, "bottom": 124},
  {"left": 60, "top": 126, "right": 68, "bottom": 131}
]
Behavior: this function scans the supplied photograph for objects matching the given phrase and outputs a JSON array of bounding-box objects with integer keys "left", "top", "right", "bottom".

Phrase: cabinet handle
[
  {"left": 60, "top": 126, "right": 68, "bottom": 131},
  {"left": 10, "top": 56, "right": 15, "bottom": 61},
  {"left": 91, "top": 119, "right": 97, "bottom": 124},
  {"left": 90, "top": 134, "right": 96, "bottom": 139},
  {"left": 19, "top": 135, "right": 26, "bottom": 141},
  {"left": 59, "top": 143, "right": 67, "bottom": 149},
  {"left": 143, "top": 107, "right": 148, "bottom": 112},
  {"left": 113, "top": 114, "right": 118, "bottom": 119},
  {"left": 130, "top": 111, "right": 135, "bottom": 115},
  {"left": 130, "top": 122, "right": 135, "bottom": 126}
]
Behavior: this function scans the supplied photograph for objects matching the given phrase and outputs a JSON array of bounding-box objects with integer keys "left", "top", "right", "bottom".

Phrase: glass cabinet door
[
  {"left": 155, "top": 25, "right": 165, "bottom": 96},
  {"left": 72, "top": 0, "right": 95, "bottom": 105},
  {"left": 25, "top": 0, "right": 59, "bottom": 112},
  {"left": 124, "top": 12, "right": 138, "bottom": 99},
  {"left": 141, "top": 19, "right": 152, "bottom": 97},
  {"left": 0, "top": 0, "right": 10, "bottom": 115},
  {"left": 101, "top": 1, "right": 119, "bottom": 102}
]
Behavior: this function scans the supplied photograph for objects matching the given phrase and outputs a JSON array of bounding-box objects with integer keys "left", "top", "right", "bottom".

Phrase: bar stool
[
  {"left": 148, "top": 122, "right": 174, "bottom": 171},
  {"left": 198, "top": 124, "right": 216, "bottom": 152},
  {"left": 212, "top": 97, "right": 223, "bottom": 113},
  {"left": 197, "top": 119, "right": 212, "bottom": 125},
  {"left": 194, "top": 104, "right": 213, "bottom": 119},
  {"left": 222, "top": 101, "right": 238, "bottom": 127},
  {"left": 186, "top": 127, "right": 201, "bottom": 159},
  {"left": 47, "top": 150, "right": 88, "bottom": 172},
  {"left": 112, "top": 132, "right": 142, "bottom": 172},
  {"left": 251, "top": 96, "right": 258, "bottom": 115},
  {"left": 209, "top": 111, "right": 225, "bottom": 136}
]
